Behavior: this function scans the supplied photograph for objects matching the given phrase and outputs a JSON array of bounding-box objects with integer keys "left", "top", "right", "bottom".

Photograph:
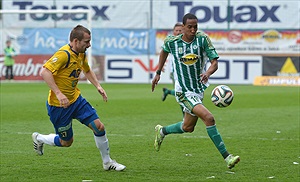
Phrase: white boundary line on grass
[{"left": 16, "top": 132, "right": 298, "bottom": 141}]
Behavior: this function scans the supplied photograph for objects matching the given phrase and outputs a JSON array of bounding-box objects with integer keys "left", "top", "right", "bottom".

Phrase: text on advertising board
[
  {"left": 12, "top": 1, "right": 109, "bottom": 20},
  {"left": 171, "top": 1, "right": 280, "bottom": 23},
  {"left": 106, "top": 58, "right": 260, "bottom": 81}
]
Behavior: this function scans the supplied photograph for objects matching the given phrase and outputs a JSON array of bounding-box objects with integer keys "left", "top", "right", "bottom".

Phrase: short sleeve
[
  {"left": 203, "top": 34, "right": 219, "bottom": 61},
  {"left": 43, "top": 51, "right": 69, "bottom": 75}
]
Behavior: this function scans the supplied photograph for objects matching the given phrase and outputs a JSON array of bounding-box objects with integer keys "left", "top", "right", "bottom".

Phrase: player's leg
[
  {"left": 32, "top": 131, "right": 69, "bottom": 155},
  {"left": 7, "top": 66, "right": 12, "bottom": 79},
  {"left": 161, "top": 88, "right": 169, "bottom": 101},
  {"left": 180, "top": 105, "right": 184, "bottom": 117},
  {"left": 10, "top": 66, "right": 14, "bottom": 79},
  {"left": 154, "top": 120, "right": 185, "bottom": 152},
  {"left": 163, "top": 113, "right": 198, "bottom": 134},
  {"left": 154, "top": 92, "right": 198, "bottom": 151},
  {"left": 47, "top": 103, "right": 74, "bottom": 147},
  {"left": 5, "top": 66, "right": 9, "bottom": 79},
  {"left": 154, "top": 114, "right": 198, "bottom": 152},
  {"left": 76, "top": 96, "right": 125, "bottom": 171},
  {"left": 87, "top": 118, "right": 110, "bottom": 163},
  {"left": 192, "top": 104, "right": 240, "bottom": 169},
  {"left": 193, "top": 104, "right": 227, "bottom": 153},
  {"left": 32, "top": 103, "right": 75, "bottom": 155},
  {"left": 161, "top": 88, "right": 176, "bottom": 101},
  {"left": 87, "top": 119, "right": 126, "bottom": 171}
]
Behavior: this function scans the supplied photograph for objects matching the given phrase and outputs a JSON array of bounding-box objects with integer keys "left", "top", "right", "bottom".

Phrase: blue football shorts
[{"left": 46, "top": 95, "right": 99, "bottom": 141}]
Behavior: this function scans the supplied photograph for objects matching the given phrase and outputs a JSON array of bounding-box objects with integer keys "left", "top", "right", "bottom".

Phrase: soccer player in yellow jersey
[{"left": 32, "top": 25, "right": 126, "bottom": 171}]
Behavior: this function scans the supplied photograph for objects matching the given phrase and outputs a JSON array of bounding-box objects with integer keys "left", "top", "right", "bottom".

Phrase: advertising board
[{"left": 2, "top": 0, "right": 299, "bottom": 29}]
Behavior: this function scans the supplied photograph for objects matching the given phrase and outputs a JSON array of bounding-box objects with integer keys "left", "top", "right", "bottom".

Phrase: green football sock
[
  {"left": 170, "top": 90, "right": 175, "bottom": 96},
  {"left": 206, "top": 125, "right": 228, "bottom": 158},
  {"left": 163, "top": 121, "right": 184, "bottom": 135}
]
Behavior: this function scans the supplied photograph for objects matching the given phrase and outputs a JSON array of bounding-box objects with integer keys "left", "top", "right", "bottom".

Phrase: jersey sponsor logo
[
  {"left": 171, "top": 1, "right": 280, "bottom": 23},
  {"left": 180, "top": 53, "right": 198, "bottom": 65},
  {"left": 69, "top": 69, "right": 81, "bottom": 78}
]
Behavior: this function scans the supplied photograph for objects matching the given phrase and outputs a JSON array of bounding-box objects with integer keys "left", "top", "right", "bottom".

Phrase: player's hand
[
  {"left": 56, "top": 93, "right": 70, "bottom": 108},
  {"left": 151, "top": 74, "right": 160, "bottom": 92},
  {"left": 200, "top": 73, "right": 209, "bottom": 84},
  {"left": 97, "top": 86, "right": 108, "bottom": 102}
]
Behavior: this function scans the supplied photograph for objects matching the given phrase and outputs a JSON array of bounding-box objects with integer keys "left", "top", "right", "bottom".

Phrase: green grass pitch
[{"left": 0, "top": 82, "right": 299, "bottom": 181}]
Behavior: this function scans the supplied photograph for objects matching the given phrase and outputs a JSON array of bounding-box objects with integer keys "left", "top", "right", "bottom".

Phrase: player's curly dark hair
[
  {"left": 69, "top": 25, "right": 91, "bottom": 41},
  {"left": 183, "top": 13, "right": 197, "bottom": 25}
]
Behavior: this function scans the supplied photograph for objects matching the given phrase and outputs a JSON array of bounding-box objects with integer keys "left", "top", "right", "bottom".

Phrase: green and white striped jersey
[{"left": 162, "top": 31, "right": 219, "bottom": 93}]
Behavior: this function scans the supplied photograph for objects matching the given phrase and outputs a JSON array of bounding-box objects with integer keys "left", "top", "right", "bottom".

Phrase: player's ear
[{"left": 73, "top": 38, "right": 79, "bottom": 44}]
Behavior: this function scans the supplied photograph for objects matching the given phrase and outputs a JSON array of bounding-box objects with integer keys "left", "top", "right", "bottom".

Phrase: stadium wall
[{"left": 0, "top": 0, "right": 299, "bottom": 85}]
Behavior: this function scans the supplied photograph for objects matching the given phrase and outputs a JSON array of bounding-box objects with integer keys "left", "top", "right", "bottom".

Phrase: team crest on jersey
[
  {"left": 52, "top": 57, "right": 58, "bottom": 63},
  {"left": 180, "top": 53, "right": 199, "bottom": 65},
  {"left": 178, "top": 47, "right": 183, "bottom": 54}
]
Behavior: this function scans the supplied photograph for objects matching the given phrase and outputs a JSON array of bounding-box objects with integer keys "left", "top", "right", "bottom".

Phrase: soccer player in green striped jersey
[{"left": 152, "top": 13, "right": 240, "bottom": 169}]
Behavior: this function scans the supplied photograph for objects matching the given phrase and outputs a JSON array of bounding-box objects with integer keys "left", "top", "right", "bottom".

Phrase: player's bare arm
[
  {"left": 40, "top": 67, "right": 70, "bottom": 108},
  {"left": 200, "top": 58, "right": 218, "bottom": 83},
  {"left": 84, "top": 70, "right": 108, "bottom": 102},
  {"left": 152, "top": 50, "right": 169, "bottom": 92}
]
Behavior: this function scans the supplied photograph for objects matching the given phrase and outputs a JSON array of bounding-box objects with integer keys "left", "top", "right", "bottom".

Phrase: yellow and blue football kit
[
  {"left": 44, "top": 44, "right": 100, "bottom": 141},
  {"left": 44, "top": 44, "right": 90, "bottom": 107}
]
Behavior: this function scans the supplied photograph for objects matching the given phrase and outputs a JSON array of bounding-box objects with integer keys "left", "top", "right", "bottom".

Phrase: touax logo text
[
  {"left": 171, "top": 1, "right": 280, "bottom": 23},
  {"left": 12, "top": 1, "right": 109, "bottom": 20}
]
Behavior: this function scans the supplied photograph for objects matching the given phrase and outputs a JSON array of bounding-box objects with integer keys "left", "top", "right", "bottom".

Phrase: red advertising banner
[
  {"left": 0, "top": 55, "right": 105, "bottom": 81},
  {"left": 156, "top": 29, "right": 300, "bottom": 55},
  {"left": 206, "top": 30, "right": 300, "bottom": 54},
  {"left": 0, "top": 55, "right": 47, "bottom": 80}
]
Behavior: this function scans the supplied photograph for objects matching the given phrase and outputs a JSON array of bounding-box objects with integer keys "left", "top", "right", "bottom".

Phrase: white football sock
[
  {"left": 37, "top": 134, "right": 56, "bottom": 146},
  {"left": 94, "top": 135, "right": 112, "bottom": 164},
  {"left": 160, "top": 129, "right": 165, "bottom": 137}
]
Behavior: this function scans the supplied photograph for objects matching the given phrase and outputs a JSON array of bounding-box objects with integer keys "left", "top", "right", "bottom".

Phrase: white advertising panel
[
  {"left": 228, "top": 0, "right": 300, "bottom": 29},
  {"left": 2, "top": 0, "right": 150, "bottom": 28},
  {"left": 104, "top": 55, "right": 262, "bottom": 84},
  {"left": 104, "top": 55, "right": 172, "bottom": 84},
  {"left": 152, "top": 0, "right": 299, "bottom": 29},
  {"left": 2, "top": 0, "right": 299, "bottom": 29},
  {"left": 209, "top": 55, "right": 263, "bottom": 84},
  {"left": 0, "top": 53, "right": 263, "bottom": 84}
]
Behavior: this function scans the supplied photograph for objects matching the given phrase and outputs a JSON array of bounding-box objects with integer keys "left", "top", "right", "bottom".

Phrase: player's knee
[
  {"left": 60, "top": 138, "right": 73, "bottom": 147},
  {"left": 89, "top": 120, "right": 106, "bottom": 136},
  {"left": 204, "top": 114, "right": 215, "bottom": 126},
  {"left": 182, "top": 125, "right": 195, "bottom": 133}
]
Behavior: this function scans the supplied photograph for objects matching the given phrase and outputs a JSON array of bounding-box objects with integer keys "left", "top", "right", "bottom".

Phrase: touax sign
[
  {"left": 12, "top": 1, "right": 109, "bottom": 20},
  {"left": 2, "top": 0, "right": 297, "bottom": 29},
  {"left": 171, "top": 1, "right": 280, "bottom": 23},
  {"left": 12, "top": 1, "right": 280, "bottom": 23}
]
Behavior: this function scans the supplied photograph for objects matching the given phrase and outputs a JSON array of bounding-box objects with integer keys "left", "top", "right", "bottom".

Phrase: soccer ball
[{"left": 211, "top": 85, "right": 234, "bottom": 108}]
